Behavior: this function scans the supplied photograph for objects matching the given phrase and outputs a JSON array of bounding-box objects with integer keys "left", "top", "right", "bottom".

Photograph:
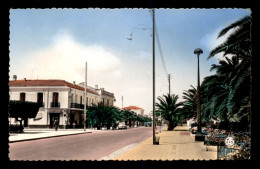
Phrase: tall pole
[
  {"left": 194, "top": 48, "right": 203, "bottom": 139},
  {"left": 197, "top": 54, "right": 201, "bottom": 135},
  {"left": 84, "top": 62, "right": 87, "bottom": 131},
  {"left": 168, "top": 74, "right": 170, "bottom": 95},
  {"left": 152, "top": 8, "right": 156, "bottom": 145},
  {"left": 122, "top": 96, "right": 123, "bottom": 108}
]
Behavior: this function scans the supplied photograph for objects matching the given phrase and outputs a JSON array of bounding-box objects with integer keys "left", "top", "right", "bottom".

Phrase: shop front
[
  {"left": 48, "top": 108, "right": 62, "bottom": 128},
  {"left": 68, "top": 110, "right": 84, "bottom": 128}
]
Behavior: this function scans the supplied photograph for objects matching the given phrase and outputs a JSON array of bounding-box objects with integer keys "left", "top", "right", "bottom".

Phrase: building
[
  {"left": 77, "top": 83, "right": 115, "bottom": 107},
  {"left": 9, "top": 78, "right": 115, "bottom": 128},
  {"left": 122, "top": 106, "right": 144, "bottom": 116}
]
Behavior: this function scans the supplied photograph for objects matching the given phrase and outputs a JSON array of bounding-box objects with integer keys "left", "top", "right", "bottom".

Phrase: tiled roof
[
  {"left": 122, "top": 106, "right": 143, "bottom": 110},
  {"left": 9, "top": 79, "right": 99, "bottom": 95}
]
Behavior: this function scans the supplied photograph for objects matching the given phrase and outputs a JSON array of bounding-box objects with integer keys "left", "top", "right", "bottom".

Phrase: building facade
[{"left": 9, "top": 79, "right": 115, "bottom": 128}]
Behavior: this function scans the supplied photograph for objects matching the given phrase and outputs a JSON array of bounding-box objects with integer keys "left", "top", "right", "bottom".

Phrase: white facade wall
[
  {"left": 9, "top": 86, "right": 70, "bottom": 127},
  {"left": 77, "top": 83, "right": 115, "bottom": 106},
  {"left": 70, "top": 88, "right": 101, "bottom": 106},
  {"left": 9, "top": 83, "right": 115, "bottom": 128}
]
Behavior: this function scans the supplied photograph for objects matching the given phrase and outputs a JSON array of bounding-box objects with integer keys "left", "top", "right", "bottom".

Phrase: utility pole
[
  {"left": 122, "top": 96, "right": 123, "bottom": 108},
  {"left": 168, "top": 74, "right": 171, "bottom": 95},
  {"left": 152, "top": 8, "right": 156, "bottom": 145},
  {"left": 84, "top": 62, "right": 87, "bottom": 131}
]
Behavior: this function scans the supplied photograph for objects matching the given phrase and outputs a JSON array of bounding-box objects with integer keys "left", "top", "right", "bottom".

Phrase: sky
[{"left": 9, "top": 8, "right": 251, "bottom": 115}]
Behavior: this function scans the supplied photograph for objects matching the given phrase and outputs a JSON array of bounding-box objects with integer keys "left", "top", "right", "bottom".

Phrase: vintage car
[{"left": 117, "top": 122, "right": 127, "bottom": 129}]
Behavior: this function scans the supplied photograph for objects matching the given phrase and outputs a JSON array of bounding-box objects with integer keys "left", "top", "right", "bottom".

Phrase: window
[
  {"left": 52, "top": 92, "right": 59, "bottom": 107},
  {"left": 20, "top": 93, "right": 25, "bottom": 102},
  {"left": 37, "top": 93, "right": 44, "bottom": 107},
  {"left": 53, "top": 92, "right": 59, "bottom": 103},
  {"left": 80, "top": 96, "right": 82, "bottom": 104}
]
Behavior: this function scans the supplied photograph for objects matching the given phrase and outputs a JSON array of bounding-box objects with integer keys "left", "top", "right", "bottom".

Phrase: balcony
[
  {"left": 70, "top": 103, "right": 84, "bottom": 109},
  {"left": 51, "top": 102, "right": 60, "bottom": 108},
  {"left": 37, "top": 102, "right": 45, "bottom": 108}
]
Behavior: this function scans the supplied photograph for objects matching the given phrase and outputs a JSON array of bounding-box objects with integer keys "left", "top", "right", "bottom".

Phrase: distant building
[
  {"left": 122, "top": 106, "right": 144, "bottom": 116},
  {"left": 9, "top": 78, "right": 115, "bottom": 128}
]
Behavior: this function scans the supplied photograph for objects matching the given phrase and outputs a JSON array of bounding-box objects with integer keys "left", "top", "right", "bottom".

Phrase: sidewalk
[
  {"left": 9, "top": 128, "right": 96, "bottom": 143},
  {"left": 113, "top": 126, "right": 217, "bottom": 160}
]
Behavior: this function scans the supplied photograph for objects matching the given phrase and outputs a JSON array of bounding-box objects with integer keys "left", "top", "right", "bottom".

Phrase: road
[{"left": 9, "top": 127, "right": 157, "bottom": 160}]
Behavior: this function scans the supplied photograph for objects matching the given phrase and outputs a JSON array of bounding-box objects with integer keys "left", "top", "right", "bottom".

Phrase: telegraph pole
[
  {"left": 152, "top": 8, "right": 156, "bottom": 145},
  {"left": 122, "top": 96, "right": 123, "bottom": 108},
  {"left": 168, "top": 74, "right": 171, "bottom": 95},
  {"left": 84, "top": 62, "right": 87, "bottom": 131}
]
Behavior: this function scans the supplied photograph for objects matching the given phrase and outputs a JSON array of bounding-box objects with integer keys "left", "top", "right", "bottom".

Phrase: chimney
[
  {"left": 24, "top": 78, "right": 26, "bottom": 81},
  {"left": 73, "top": 81, "right": 75, "bottom": 85},
  {"left": 13, "top": 75, "right": 17, "bottom": 81},
  {"left": 95, "top": 85, "right": 98, "bottom": 90}
]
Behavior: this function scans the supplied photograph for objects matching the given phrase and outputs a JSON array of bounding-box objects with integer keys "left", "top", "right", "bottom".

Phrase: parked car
[
  {"left": 144, "top": 122, "right": 152, "bottom": 127},
  {"left": 117, "top": 122, "right": 127, "bottom": 129},
  {"left": 190, "top": 127, "right": 208, "bottom": 135}
]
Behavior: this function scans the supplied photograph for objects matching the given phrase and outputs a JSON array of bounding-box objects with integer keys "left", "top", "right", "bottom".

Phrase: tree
[
  {"left": 182, "top": 85, "right": 197, "bottom": 119},
  {"left": 155, "top": 93, "right": 182, "bottom": 130},
  {"left": 103, "top": 106, "right": 121, "bottom": 129},
  {"left": 201, "top": 74, "right": 229, "bottom": 122},
  {"left": 9, "top": 100, "right": 40, "bottom": 132},
  {"left": 86, "top": 102, "right": 121, "bottom": 130},
  {"left": 205, "top": 15, "right": 252, "bottom": 131},
  {"left": 120, "top": 109, "right": 135, "bottom": 127}
]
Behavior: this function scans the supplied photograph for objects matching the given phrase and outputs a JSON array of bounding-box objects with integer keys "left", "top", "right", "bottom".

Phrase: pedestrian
[{"left": 54, "top": 119, "right": 58, "bottom": 131}]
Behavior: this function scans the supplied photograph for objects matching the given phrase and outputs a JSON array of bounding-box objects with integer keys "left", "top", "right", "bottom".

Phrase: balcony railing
[
  {"left": 51, "top": 102, "right": 60, "bottom": 108},
  {"left": 70, "top": 103, "right": 84, "bottom": 109},
  {"left": 37, "top": 102, "right": 44, "bottom": 108}
]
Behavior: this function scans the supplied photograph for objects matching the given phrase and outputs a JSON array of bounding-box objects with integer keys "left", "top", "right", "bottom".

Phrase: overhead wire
[{"left": 149, "top": 10, "right": 168, "bottom": 78}]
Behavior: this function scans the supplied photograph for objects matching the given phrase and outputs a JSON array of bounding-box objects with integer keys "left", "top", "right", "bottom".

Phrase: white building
[{"left": 9, "top": 78, "right": 115, "bottom": 128}]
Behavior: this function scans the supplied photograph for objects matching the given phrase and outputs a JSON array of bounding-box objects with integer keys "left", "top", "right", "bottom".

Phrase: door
[{"left": 49, "top": 113, "right": 60, "bottom": 128}]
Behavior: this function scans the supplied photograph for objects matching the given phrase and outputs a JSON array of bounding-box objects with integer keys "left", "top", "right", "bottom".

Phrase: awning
[{"left": 34, "top": 112, "right": 43, "bottom": 121}]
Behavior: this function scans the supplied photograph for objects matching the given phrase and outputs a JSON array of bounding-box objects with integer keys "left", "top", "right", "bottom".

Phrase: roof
[
  {"left": 101, "top": 89, "right": 114, "bottom": 98},
  {"left": 122, "top": 106, "right": 144, "bottom": 110},
  {"left": 9, "top": 79, "right": 99, "bottom": 95}
]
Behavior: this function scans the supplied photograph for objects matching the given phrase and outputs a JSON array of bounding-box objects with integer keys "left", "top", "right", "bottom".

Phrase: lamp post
[{"left": 194, "top": 48, "right": 203, "bottom": 141}]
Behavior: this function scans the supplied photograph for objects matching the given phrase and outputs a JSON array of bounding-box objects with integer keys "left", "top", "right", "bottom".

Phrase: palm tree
[
  {"left": 208, "top": 16, "right": 251, "bottom": 61},
  {"left": 201, "top": 74, "right": 229, "bottom": 122},
  {"left": 121, "top": 109, "right": 135, "bottom": 127},
  {"left": 156, "top": 93, "right": 182, "bottom": 130},
  {"left": 206, "top": 15, "right": 251, "bottom": 130},
  {"left": 182, "top": 85, "right": 197, "bottom": 119}
]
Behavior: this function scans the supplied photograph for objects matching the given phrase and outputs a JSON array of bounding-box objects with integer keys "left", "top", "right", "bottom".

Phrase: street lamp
[{"left": 194, "top": 48, "right": 203, "bottom": 141}]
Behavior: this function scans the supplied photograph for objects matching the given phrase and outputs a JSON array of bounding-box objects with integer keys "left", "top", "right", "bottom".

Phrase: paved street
[{"left": 9, "top": 127, "right": 155, "bottom": 160}]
